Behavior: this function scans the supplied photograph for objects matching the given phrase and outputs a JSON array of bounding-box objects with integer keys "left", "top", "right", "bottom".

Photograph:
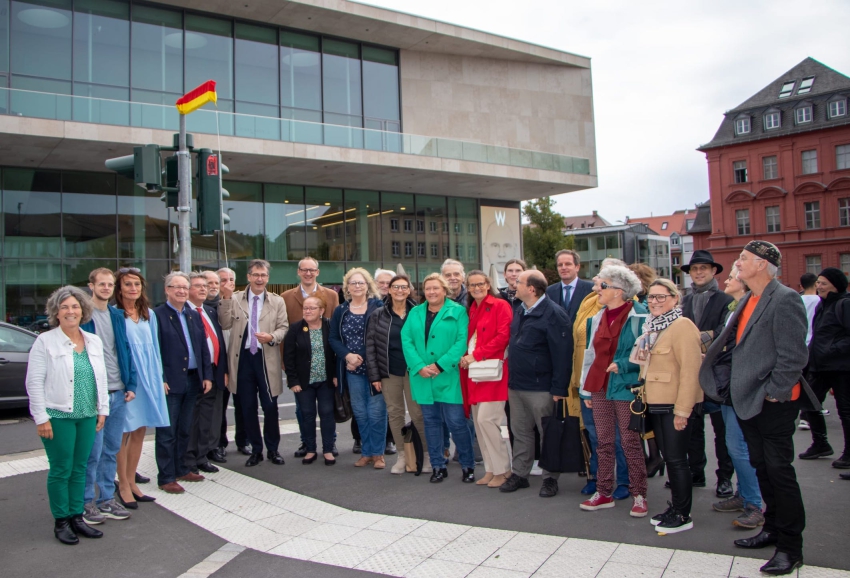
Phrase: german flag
[{"left": 175, "top": 80, "right": 217, "bottom": 115}]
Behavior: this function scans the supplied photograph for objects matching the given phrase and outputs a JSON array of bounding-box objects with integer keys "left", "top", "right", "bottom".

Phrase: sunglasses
[
  {"left": 600, "top": 281, "right": 623, "bottom": 291},
  {"left": 118, "top": 267, "right": 141, "bottom": 274}
]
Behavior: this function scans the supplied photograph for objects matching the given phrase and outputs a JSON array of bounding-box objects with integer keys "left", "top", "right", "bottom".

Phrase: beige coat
[
  {"left": 643, "top": 316, "right": 703, "bottom": 418},
  {"left": 219, "top": 290, "right": 289, "bottom": 397},
  {"left": 281, "top": 285, "right": 340, "bottom": 324}
]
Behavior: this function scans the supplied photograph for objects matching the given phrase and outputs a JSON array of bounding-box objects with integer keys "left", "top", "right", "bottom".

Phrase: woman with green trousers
[
  {"left": 26, "top": 286, "right": 109, "bottom": 545},
  {"left": 402, "top": 273, "right": 474, "bottom": 483}
]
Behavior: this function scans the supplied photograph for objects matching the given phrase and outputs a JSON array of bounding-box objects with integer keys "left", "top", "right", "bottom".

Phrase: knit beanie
[{"left": 818, "top": 267, "right": 848, "bottom": 294}]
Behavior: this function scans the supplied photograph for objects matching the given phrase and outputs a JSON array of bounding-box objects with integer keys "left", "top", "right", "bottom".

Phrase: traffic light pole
[{"left": 177, "top": 114, "right": 192, "bottom": 273}]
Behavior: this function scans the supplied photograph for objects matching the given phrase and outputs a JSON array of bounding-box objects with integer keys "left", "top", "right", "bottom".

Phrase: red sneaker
[
  {"left": 630, "top": 495, "right": 648, "bottom": 518},
  {"left": 580, "top": 492, "right": 615, "bottom": 511}
]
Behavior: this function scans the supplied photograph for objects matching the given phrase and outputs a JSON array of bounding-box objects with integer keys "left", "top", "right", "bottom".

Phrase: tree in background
[{"left": 522, "top": 197, "right": 574, "bottom": 284}]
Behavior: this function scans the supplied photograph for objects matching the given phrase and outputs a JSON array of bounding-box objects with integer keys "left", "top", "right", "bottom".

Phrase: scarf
[
  {"left": 584, "top": 302, "right": 633, "bottom": 393},
  {"left": 643, "top": 307, "right": 682, "bottom": 334},
  {"left": 690, "top": 278, "right": 718, "bottom": 327}
]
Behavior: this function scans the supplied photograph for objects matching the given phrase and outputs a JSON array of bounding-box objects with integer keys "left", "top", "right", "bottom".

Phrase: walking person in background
[
  {"left": 27, "top": 286, "right": 108, "bottom": 544},
  {"left": 800, "top": 272, "right": 820, "bottom": 347},
  {"left": 114, "top": 268, "right": 169, "bottom": 509},
  {"left": 81, "top": 269, "right": 136, "bottom": 526}
]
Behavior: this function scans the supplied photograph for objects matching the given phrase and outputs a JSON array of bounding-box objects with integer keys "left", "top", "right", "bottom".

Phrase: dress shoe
[
  {"left": 70, "top": 514, "right": 103, "bottom": 539},
  {"left": 832, "top": 453, "right": 850, "bottom": 468},
  {"left": 325, "top": 456, "right": 336, "bottom": 466},
  {"left": 159, "top": 482, "right": 185, "bottom": 494},
  {"left": 760, "top": 551, "right": 803, "bottom": 575},
  {"left": 238, "top": 445, "right": 253, "bottom": 456},
  {"left": 198, "top": 462, "right": 219, "bottom": 474},
  {"left": 132, "top": 492, "right": 156, "bottom": 503},
  {"left": 268, "top": 451, "right": 285, "bottom": 465},
  {"left": 352, "top": 440, "right": 362, "bottom": 454},
  {"left": 841, "top": 472, "right": 850, "bottom": 480},
  {"left": 716, "top": 478, "right": 734, "bottom": 498},
  {"left": 354, "top": 456, "right": 374, "bottom": 467},
  {"left": 734, "top": 530, "right": 778, "bottom": 549},
  {"left": 302, "top": 453, "right": 318, "bottom": 464},
  {"left": 177, "top": 472, "right": 205, "bottom": 482},
  {"left": 294, "top": 443, "right": 308, "bottom": 458},
  {"left": 245, "top": 453, "right": 264, "bottom": 467},
  {"left": 208, "top": 449, "right": 227, "bottom": 464},
  {"left": 430, "top": 467, "right": 448, "bottom": 483},
  {"left": 539, "top": 478, "right": 558, "bottom": 497},
  {"left": 385, "top": 441, "right": 397, "bottom": 455},
  {"left": 374, "top": 456, "right": 386, "bottom": 469},
  {"left": 135, "top": 472, "right": 150, "bottom": 484},
  {"left": 499, "top": 474, "right": 530, "bottom": 493},
  {"left": 54, "top": 517, "right": 79, "bottom": 545},
  {"left": 219, "top": 447, "right": 228, "bottom": 457}
]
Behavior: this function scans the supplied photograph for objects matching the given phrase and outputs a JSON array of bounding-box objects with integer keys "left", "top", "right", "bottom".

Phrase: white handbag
[{"left": 467, "top": 331, "right": 505, "bottom": 382}]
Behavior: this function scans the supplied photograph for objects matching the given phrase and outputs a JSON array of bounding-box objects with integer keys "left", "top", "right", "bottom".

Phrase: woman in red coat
[{"left": 460, "top": 270, "right": 513, "bottom": 488}]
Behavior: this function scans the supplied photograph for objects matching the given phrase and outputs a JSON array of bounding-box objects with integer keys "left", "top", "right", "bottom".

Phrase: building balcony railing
[{"left": 0, "top": 87, "right": 590, "bottom": 176}]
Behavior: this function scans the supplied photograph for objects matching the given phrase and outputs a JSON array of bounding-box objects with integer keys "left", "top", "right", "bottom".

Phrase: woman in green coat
[{"left": 401, "top": 273, "right": 475, "bottom": 484}]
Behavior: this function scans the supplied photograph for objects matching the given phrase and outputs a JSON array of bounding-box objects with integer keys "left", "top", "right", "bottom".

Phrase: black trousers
[
  {"left": 738, "top": 401, "right": 805, "bottom": 556},
  {"left": 237, "top": 350, "right": 280, "bottom": 454},
  {"left": 651, "top": 411, "right": 694, "bottom": 517},
  {"left": 296, "top": 382, "right": 336, "bottom": 453},
  {"left": 218, "top": 389, "right": 247, "bottom": 449},
  {"left": 804, "top": 371, "right": 850, "bottom": 454},
  {"left": 185, "top": 386, "right": 224, "bottom": 467},
  {"left": 687, "top": 408, "right": 734, "bottom": 482}
]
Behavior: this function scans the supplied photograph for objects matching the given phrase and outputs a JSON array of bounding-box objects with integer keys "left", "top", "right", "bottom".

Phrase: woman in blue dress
[{"left": 113, "top": 269, "right": 168, "bottom": 508}]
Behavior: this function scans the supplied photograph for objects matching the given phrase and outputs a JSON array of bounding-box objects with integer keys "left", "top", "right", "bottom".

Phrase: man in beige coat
[{"left": 219, "top": 259, "right": 289, "bottom": 467}]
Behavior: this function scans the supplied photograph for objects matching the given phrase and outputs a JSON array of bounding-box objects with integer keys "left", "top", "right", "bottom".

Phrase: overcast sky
[{"left": 358, "top": 0, "right": 850, "bottom": 222}]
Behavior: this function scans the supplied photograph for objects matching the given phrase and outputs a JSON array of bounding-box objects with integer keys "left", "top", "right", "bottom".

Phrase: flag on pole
[{"left": 175, "top": 80, "right": 217, "bottom": 115}]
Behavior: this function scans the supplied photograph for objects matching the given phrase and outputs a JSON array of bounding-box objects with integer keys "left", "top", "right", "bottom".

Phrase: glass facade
[{"left": 0, "top": 166, "right": 488, "bottom": 325}]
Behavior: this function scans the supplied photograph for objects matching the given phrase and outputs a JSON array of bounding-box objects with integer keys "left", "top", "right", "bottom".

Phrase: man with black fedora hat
[{"left": 678, "top": 250, "right": 735, "bottom": 500}]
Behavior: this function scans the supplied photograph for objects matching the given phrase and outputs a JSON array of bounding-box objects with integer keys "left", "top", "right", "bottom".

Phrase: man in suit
[
  {"left": 185, "top": 272, "right": 229, "bottom": 473},
  {"left": 546, "top": 249, "right": 594, "bottom": 322},
  {"left": 679, "top": 250, "right": 735, "bottom": 499},
  {"left": 700, "top": 241, "right": 808, "bottom": 576},
  {"left": 219, "top": 259, "right": 290, "bottom": 467},
  {"left": 154, "top": 272, "right": 213, "bottom": 494},
  {"left": 281, "top": 256, "right": 340, "bottom": 457}
]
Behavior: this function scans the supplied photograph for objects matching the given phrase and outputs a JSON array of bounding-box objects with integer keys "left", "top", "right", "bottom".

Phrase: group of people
[{"left": 24, "top": 242, "right": 844, "bottom": 576}]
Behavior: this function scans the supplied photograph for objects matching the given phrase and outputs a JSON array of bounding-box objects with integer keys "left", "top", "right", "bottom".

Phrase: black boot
[
  {"left": 798, "top": 432, "right": 833, "bottom": 460},
  {"left": 646, "top": 437, "right": 665, "bottom": 478},
  {"left": 54, "top": 517, "right": 79, "bottom": 545},
  {"left": 70, "top": 514, "right": 103, "bottom": 539}
]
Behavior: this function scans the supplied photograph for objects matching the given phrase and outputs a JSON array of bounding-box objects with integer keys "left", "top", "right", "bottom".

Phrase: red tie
[{"left": 199, "top": 311, "right": 220, "bottom": 365}]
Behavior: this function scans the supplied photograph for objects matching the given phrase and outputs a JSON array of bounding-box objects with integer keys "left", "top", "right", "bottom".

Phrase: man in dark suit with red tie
[{"left": 185, "top": 272, "right": 229, "bottom": 474}]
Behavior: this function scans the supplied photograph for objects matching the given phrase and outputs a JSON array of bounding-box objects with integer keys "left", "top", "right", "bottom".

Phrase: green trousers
[{"left": 41, "top": 416, "right": 97, "bottom": 519}]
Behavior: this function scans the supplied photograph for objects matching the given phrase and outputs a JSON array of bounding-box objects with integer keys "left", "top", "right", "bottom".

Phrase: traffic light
[
  {"left": 196, "top": 148, "right": 230, "bottom": 235},
  {"left": 162, "top": 155, "right": 179, "bottom": 208},
  {"left": 104, "top": 144, "right": 162, "bottom": 192}
]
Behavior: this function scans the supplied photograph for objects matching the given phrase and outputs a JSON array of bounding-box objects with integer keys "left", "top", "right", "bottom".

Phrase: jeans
[
  {"left": 739, "top": 400, "right": 805, "bottom": 556},
  {"left": 296, "top": 382, "right": 336, "bottom": 454},
  {"left": 651, "top": 411, "right": 694, "bottom": 517},
  {"left": 84, "top": 390, "right": 127, "bottom": 505},
  {"left": 155, "top": 374, "right": 199, "bottom": 486},
  {"left": 347, "top": 372, "right": 387, "bottom": 458},
  {"left": 581, "top": 401, "right": 629, "bottom": 487},
  {"left": 421, "top": 402, "right": 475, "bottom": 470},
  {"left": 720, "top": 404, "right": 762, "bottom": 509},
  {"left": 42, "top": 416, "right": 97, "bottom": 519}
]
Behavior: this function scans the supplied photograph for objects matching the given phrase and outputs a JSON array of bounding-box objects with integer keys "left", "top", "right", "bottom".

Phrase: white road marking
[{"left": 177, "top": 543, "right": 245, "bottom": 578}]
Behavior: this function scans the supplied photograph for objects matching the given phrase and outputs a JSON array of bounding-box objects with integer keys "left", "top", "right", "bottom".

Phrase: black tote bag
[
  {"left": 334, "top": 388, "right": 352, "bottom": 424},
  {"left": 538, "top": 400, "right": 583, "bottom": 473}
]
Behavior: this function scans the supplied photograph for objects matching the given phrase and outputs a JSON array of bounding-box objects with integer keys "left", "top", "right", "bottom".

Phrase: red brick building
[{"left": 693, "top": 58, "right": 850, "bottom": 287}]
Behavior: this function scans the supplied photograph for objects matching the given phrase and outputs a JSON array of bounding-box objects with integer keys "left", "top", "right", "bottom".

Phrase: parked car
[
  {"left": 0, "top": 322, "right": 38, "bottom": 409},
  {"left": 25, "top": 320, "right": 50, "bottom": 334}
]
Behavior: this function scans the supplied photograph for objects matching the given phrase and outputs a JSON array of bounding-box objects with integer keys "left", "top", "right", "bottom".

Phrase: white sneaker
[
  {"left": 798, "top": 419, "right": 810, "bottom": 430},
  {"left": 530, "top": 460, "right": 543, "bottom": 476}
]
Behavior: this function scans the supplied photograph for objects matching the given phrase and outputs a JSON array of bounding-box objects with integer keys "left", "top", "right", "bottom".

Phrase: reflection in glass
[
  {"left": 11, "top": 0, "right": 72, "bottom": 81},
  {"left": 117, "top": 175, "right": 169, "bottom": 260},
  {"left": 222, "top": 181, "right": 263, "bottom": 260},
  {"left": 73, "top": 0, "right": 129, "bottom": 89},
  {"left": 449, "top": 197, "right": 479, "bottom": 271},
  {"left": 281, "top": 31, "right": 320, "bottom": 112},
  {"left": 345, "top": 190, "right": 380, "bottom": 261},
  {"left": 62, "top": 171, "right": 117, "bottom": 259},
  {"left": 235, "top": 22, "right": 277, "bottom": 139},
  {"left": 265, "top": 184, "right": 306, "bottom": 261},
  {"left": 0, "top": 0, "right": 8, "bottom": 72},
  {"left": 323, "top": 38, "right": 361, "bottom": 121},
  {"left": 4, "top": 259, "right": 63, "bottom": 326},
  {"left": 2, "top": 168, "right": 61, "bottom": 258},
  {"left": 380, "top": 192, "right": 415, "bottom": 277},
  {"left": 305, "top": 187, "right": 344, "bottom": 261},
  {"left": 185, "top": 14, "right": 232, "bottom": 99},
  {"left": 131, "top": 4, "right": 182, "bottom": 97},
  {"left": 415, "top": 195, "right": 446, "bottom": 268},
  {"left": 362, "top": 46, "right": 399, "bottom": 122}
]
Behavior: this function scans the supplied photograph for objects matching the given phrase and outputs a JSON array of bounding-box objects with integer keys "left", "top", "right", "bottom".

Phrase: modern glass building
[
  {"left": 570, "top": 223, "right": 672, "bottom": 281},
  {"left": 0, "top": 0, "right": 598, "bottom": 325}
]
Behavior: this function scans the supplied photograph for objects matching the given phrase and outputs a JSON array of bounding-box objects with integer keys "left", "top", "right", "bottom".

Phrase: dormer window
[
  {"left": 797, "top": 76, "right": 815, "bottom": 95},
  {"left": 764, "top": 110, "right": 781, "bottom": 130},
  {"left": 795, "top": 106, "right": 813, "bottom": 124},
  {"left": 735, "top": 117, "right": 751, "bottom": 135},
  {"left": 829, "top": 98, "right": 847, "bottom": 119},
  {"left": 779, "top": 81, "right": 796, "bottom": 98}
]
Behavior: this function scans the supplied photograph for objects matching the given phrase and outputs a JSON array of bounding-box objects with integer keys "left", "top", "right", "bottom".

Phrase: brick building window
[
  {"left": 829, "top": 99, "right": 846, "bottom": 119},
  {"left": 391, "top": 241, "right": 400, "bottom": 256},
  {"left": 806, "top": 255, "right": 822, "bottom": 275},
  {"left": 404, "top": 241, "right": 413, "bottom": 257},
  {"left": 736, "top": 209, "right": 750, "bottom": 235},
  {"left": 841, "top": 254, "right": 850, "bottom": 276},
  {"left": 837, "top": 145, "right": 850, "bottom": 170},
  {"left": 735, "top": 117, "right": 751, "bottom": 135},
  {"left": 839, "top": 198, "right": 850, "bottom": 227},
  {"left": 390, "top": 218, "right": 399, "bottom": 232},
  {"left": 795, "top": 106, "right": 812, "bottom": 124},
  {"left": 763, "top": 156, "right": 778, "bottom": 179},
  {"left": 765, "top": 206, "right": 781, "bottom": 233},
  {"left": 403, "top": 219, "right": 412, "bottom": 232},
  {"left": 764, "top": 111, "right": 781, "bottom": 129},
  {"left": 733, "top": 161, "right": 748, "bottom": 183},
  {"left": 805, "top": 201, "right": 821, "bottom": 229},
  {"left": 801, "top": 150, "right": 818, "bottom": 174}
]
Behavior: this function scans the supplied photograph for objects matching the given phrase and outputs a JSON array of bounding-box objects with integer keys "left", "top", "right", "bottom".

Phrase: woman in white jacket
[{"left": 26, "top": 286, "right": 109, "bottom": 546}]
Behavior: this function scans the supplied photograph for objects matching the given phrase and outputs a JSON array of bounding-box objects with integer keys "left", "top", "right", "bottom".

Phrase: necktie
[
  {"left": 250, "top": 296, "right": 259, "bottom": 355},
  {"left": 563, "top": 284, "right": 572, "bottom": 309},
  {"left": 199, "top": 311, "right": 219, "bottom": 365}
]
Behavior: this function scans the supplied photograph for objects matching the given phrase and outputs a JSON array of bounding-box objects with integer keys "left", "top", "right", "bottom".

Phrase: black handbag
[
  {"left": 333, "top": 387, "right": 352, "bottom": 423},
  {"left": 538, "top": 400, "right": 583, "bottom": 473},
  {"left": 628, "top": 381, "right": 647, "bottom": 434}
]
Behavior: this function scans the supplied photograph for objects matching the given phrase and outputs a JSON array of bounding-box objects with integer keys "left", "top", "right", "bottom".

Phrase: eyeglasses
[
  {"left": 167, "top": 285, "right": 189, "bottom": 291},
  {"left": 468, "top": 282, "right": 488, "bottom": 290},
  {"left": 390, "top": 284, "right": 410, "bottom": 291},
  {"left": 348, "top": 281, "right": 366, "bottom": 287},
  {"left": 599, "top": 282, "right": 623, "bottom": 291},
  {"left": 302, "top": 306, "right": 322, "bottom": 312},
  {"left": 118, "top": 267, "right": 141, "bottom": 274},
  {"left": 646, "top": 294, "right": 673, "bottom": 302},
  {"left": 298, "top": 268, "right": 318, "bottom": 274},
  {"left": 249, "top": 273, "right": 269, "bottom": 279}
]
